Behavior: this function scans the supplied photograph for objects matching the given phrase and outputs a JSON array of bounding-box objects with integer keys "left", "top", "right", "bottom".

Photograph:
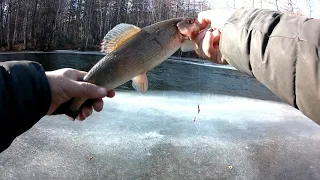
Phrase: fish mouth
[
  {"left": 177, "top": 18, "right": 201, "bottom": 40},
  {"left": 180, "top": 32, "right": 190, "bottom": 39},
  {"left": 177, "top": 26, "right": 193, "bottom": 40}
]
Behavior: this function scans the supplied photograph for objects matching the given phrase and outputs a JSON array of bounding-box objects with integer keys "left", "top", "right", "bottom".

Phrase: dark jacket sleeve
[
  {"left": 219, "top": 7, "right": 320, "bottom": 124},
  {"left": 0, "top": 61, "right": 51, "bottom": 152}
]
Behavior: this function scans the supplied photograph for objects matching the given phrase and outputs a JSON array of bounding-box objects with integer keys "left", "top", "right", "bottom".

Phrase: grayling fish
[{"left": 54, "top": 17, "right": 200, "bottom": 119}]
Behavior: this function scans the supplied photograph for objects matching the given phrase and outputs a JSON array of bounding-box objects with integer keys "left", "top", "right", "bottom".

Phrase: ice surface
[
  {"left": 1, "top": 91, "right": 320, "bottom": 180},
  {"left": 1, "top": 53, "right": 319, "bottom": 180}
]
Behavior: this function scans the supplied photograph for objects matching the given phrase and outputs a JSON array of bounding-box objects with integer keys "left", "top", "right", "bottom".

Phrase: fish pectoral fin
[
  {"left": 132, "top": 73, "right": 148, "bottom": 94},
  {"left": 102, "top": 23, "right": 141, "bottom": 53},
  {"left": 180, "top": 39, "right": 196, "bottom": 52}
]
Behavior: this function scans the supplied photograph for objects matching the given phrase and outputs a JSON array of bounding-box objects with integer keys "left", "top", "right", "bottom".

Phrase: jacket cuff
[{"left": 3, "top": 61, "right": 52, "bottom": 120}]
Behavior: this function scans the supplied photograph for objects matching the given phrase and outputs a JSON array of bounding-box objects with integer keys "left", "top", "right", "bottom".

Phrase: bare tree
[
  {"left": 265, "top": 0, "right": 280, "bottom": 10},
  {"left": 306, "top": 0, "right": 313, "bottom": 17},
  {"left": 286, "top": 0, "right": 294, "bottom": 13},
  {"left": 0, "top": 0, "right": 212, "bottom": 51},
  {"left": 224, "top": 0, "right": 237, "bottom": 10},
  {"left": 281, "top": 0, "right": 303, "bottom": 14}
]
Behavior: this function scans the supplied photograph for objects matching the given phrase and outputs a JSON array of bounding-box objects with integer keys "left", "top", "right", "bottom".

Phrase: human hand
[
  {"left": 190, "top": 10, "right": 235, "bottom": 64},
  {"left": 45, "top": 68, "right": 115, "bottom": 120}
]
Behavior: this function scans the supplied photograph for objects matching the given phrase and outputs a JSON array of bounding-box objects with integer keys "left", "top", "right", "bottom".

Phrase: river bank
[{"left": 0, "top": 50, "right": 236, "bottom": 71}]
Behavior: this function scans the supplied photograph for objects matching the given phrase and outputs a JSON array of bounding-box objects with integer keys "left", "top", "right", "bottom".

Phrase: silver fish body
[
  {"left": 54, "top": 17, "right": 200, "bottom": 119},
  {"left": 84, "top": 18, "right": 187, "bottom": 89}
]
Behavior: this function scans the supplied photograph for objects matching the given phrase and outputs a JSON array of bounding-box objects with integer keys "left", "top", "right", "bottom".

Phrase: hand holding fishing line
[{"left": 191, "top": 10, "right": 235, "bottom": 64}]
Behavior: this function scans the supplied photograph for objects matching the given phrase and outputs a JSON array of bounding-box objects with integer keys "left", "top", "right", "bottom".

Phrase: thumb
[
  {"left": 202, "top": 30, "right": 216, "bottom": 58},
  {"left": 211, "top": 29, "right": 221, "bottom": 43},
  {"left": 66, "top": 80, "right": 108, "bottom": 99}
]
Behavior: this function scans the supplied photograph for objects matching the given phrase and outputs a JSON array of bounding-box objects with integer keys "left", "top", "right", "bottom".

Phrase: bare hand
[
  {"left": 191, "top": 28, "right": 225, "bottom": 64},
  {"left": 45, "top": 68, "right": 115, "bottom": 120},
  {"left": 190, "top": 10, "right": 235, "bottom": 64}
]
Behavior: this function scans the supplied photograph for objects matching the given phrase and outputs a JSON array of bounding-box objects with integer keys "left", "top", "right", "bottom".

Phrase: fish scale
[{"left": 53, "top": 17, "right": 200, "bottom": 119}]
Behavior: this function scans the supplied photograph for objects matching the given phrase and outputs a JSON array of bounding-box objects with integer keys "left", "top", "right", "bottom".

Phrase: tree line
[
  {"left": 0, "top": 0, "right": 315, "bottom": 52},
  {"left": 0, "top": 0, "right": 211, "bottom": 51}
]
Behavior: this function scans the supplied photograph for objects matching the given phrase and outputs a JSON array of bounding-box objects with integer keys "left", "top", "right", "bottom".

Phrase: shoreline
[{"left": 0, "top": 50, "right": 236, "bottom": 70}]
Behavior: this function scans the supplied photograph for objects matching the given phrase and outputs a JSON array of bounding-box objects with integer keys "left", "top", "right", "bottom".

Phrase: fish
[{"left": 53, "top": 17, "right": 200, "bottom": 119}]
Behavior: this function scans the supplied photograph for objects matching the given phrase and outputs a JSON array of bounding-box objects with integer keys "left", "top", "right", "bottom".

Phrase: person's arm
[
  {"left": 219, "top": 7, "right": 320, "bottom": 123},
  {"left": 0, "top": 60, "right": 116, "bottom": 153},
  {"left": 0, "top": 61, "right": 51, "bottom": 152}
]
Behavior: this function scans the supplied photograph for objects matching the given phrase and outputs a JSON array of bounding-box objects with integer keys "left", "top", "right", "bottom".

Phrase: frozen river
[{"left": 0, "top": 52, "right": 319, "bottom": 180}]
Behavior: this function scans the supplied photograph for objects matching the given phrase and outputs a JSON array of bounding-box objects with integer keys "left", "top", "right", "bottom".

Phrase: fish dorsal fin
[{"left": 102, "top": 23, "right": 141, "bottom": 53}]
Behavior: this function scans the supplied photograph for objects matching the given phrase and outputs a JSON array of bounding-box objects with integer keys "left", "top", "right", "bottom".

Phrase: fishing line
[
  {"left": 193, "top": 62, "right": 201, "bottom": 131},
  {"left": 198, "top": 62, "right": 200, "bottom": 85}
]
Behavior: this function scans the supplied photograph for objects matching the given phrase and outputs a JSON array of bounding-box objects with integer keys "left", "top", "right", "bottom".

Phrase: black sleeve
[
  {"left": 219, "top": 7, "right": 320, "bottom": 124},
  {"left": 0, "top": 60, "right": 51, "bottom": 152}
]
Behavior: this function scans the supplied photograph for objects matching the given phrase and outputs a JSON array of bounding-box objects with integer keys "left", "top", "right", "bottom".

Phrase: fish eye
[{"left": 187, "top": 19, "right": 193, "bottom": 24}]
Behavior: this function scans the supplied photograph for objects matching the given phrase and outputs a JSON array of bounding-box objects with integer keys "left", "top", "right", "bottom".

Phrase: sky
[
  {"left": 298, "top": 0, "right": 320, "bottom": 18},
  {"left": 206, "top": 0, "right": 320, "bottom": 18}
]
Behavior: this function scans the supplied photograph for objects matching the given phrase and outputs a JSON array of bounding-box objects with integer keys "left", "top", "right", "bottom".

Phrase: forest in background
[{"left": 0, "top": 0, "right": 316, "bottom": 52}]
